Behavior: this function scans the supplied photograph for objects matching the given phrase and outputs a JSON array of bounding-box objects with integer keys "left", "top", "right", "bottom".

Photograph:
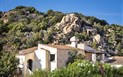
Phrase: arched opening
[{"left": 27, "top": 59, "right": 33, "bottom": 71}]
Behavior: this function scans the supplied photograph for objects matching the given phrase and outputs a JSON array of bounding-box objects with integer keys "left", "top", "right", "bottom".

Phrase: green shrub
[
  {"left": 29, "top": 69, "right": 49, "bottom": 77},
  {"left": 30, "top": 60, "right": 123, "bottom": 77}
]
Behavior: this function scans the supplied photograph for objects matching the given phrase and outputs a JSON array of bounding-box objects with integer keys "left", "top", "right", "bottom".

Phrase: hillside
[{"left": 0, "top": 6, "right": 123, "bottom": 55}]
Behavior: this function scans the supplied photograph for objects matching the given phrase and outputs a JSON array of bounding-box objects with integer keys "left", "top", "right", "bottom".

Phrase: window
[
  {"left": 50, "top": 54, "right": 55, "bottom": 62},
  {"left": 96, "top": 54, "right": 101, "bottom": 61}
]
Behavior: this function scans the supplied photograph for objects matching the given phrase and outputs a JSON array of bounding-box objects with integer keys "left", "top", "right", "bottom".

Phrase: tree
[
  {"left": 47, "top": 10, "right": 54, "bottom": 16},
  {"left": 92, "top": 42, "right": 98, "bottom": 49},
  {"left": 0, "top": 51, "right": 18, "bottom": 77},
  {"left": 116, "top": 43, "right": 121, "bottom": 51},
  {"left": 116, "top": 43, "right": 122, "bottom": 55},
  {"left": 121, "top": 49, "right": 123, "bottom": 55},
  {"left": 15, "top": 6, "right": 26, "bottom": 10},
  {"left": 26, "top": 7, "right": 37, "bottom": 13},
  {"left": 81, "top": 30, "right": 89, "bottom": 40}
]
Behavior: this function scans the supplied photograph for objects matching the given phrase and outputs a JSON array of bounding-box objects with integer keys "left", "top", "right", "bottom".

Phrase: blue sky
[{"left": 0, "top": 0, "right": 123, "bottom": 25}]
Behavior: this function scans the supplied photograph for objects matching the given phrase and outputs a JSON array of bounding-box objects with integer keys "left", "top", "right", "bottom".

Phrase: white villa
[{"left": 16, "top": 36, "right": 106, "bottom": 77}]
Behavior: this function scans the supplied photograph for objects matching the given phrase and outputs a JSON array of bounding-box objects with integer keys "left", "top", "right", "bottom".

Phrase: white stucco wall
[
  {"left": 50, "top": 61, "right": 57, "bottom": 71},
  {"left": 35, "top": 44, "right": 57, "bottom": 71},
  {"left": 50, "top": 49, "right": 57, "bottom": 71},
  {"left": 16, "top": 55, "right": 25, "bottom": 76},
  {"left": 16, "top": 55, "right": 25, "bottom": 65},
  {"left": 35, "top": 49, "right": 45, "bottom": 69},
  {"left": 68, "top": 43, "right": 96, "bottom": 52},
  {"left": 78, "top": 44, "right": 95, "bottom": 51},
  {"left": 92, "top": 53, "right": 96, "bottom": 63}
]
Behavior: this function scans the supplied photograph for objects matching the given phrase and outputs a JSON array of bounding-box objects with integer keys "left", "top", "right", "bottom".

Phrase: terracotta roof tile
[
  {"left": 19, "top": 47, "right": 37, "bottom": 55},
  {"left": 18, "top": 44, "right": 105, "bottom": 55},
  {"left": 45, "top": 44, "right": 82, "bottom": 50}
]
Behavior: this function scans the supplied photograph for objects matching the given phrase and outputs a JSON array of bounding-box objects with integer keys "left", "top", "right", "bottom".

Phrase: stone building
[{"left": 16, "top": 36, "right": 106, "bottom": 77}]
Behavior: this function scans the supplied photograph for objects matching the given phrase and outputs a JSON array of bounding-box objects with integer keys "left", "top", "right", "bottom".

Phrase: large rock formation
[
  {"left": 56, "top": 14, "right": 82, "bottom": 34},
  {"left": 93, "top": 34, "right": 105, "bottom": 46},
  {"left": 52, "top": 14, "right": 83, "bottom": 44},
  {"left": 0, "top": 6, "right": 123, "bottom": 56},
  {"left": 2, "top": 11, "right": 17, "bottom": 24},
  {"left": 86, "top": 28, "right": 97, "bottom": 35}
]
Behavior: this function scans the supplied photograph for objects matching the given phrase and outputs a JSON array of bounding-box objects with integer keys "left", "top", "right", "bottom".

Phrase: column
[
  {"left": 101, "top": 54, "right": 105, "bottom": 63},
  {"left": 92, "top": 53, "right": 96, "bottom": 63}
]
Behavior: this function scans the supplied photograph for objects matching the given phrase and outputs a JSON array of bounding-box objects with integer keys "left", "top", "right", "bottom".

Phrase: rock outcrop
[
  {"left": 0, "top": 6, "right": 123, "bottom": 56},
  {"left": 56, "top": 14, "right": 82, "bottom": 34},
  {"left": 86, "top": 28, "right": 97, "bottom": 35},
  {"left": 93, "top": 34, "right": 105, "bottom": 46}
]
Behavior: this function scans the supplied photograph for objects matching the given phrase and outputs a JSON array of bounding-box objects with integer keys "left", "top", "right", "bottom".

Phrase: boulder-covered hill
[{"left": 0, "top": 6, "right": 123, "bottom": 56}]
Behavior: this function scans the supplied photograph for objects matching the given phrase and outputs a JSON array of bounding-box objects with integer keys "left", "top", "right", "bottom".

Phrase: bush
[
  {"left": 0, "top": 52, "right": 18, "bottom": 77},
  {"left": 66, "top": 60, "right": 100, "bottom": 77},
  {"left": 29, "top": 69, "right": 49, "bottom": 77},
  {"left": 30, "top": 60, "right": 123, "bottom": 77}
]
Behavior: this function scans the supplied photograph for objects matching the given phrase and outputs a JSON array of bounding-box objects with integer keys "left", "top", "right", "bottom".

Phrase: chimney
[{"left": 70, "top": 36, "right": 79, "bottom": 48}]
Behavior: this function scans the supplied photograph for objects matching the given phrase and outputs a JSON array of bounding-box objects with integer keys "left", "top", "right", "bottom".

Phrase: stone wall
[
  {"left": 57, "top": 49, "right": 70, "bottom": 68},
  {"left": 85, "top": 53, "right": 92, "bottom": 61}
]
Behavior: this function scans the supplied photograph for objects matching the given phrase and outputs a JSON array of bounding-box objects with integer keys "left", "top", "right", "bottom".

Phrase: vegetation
[
  {"left": 30, "top": 60, "right": 123, "bottom": 77},
  {"left": 0, "top": 6, "right": 123, "bottom": 77},
  {"left": 0, "top": 51, "right": 18, "bottom": 77},
  {"left": 30, "top": 69, "right": 49, "bottom": 77},
  {"left": 0, "top": 6, "right": 122, "bottom": 56}
]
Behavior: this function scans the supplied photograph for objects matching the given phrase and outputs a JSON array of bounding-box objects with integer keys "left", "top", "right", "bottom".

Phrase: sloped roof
[
  {"left": 18, "top": 47, "right": 37, "bottom": 55},
  {"left": 108, "top": 56, "right": 123, "bottom": 65},
  {"left": 77, "top": 44, "right": 106, "bottom": 54},
  {"left": 18, "top": 45, "right": 83, "bottom": 55},
  {"left": 18, "top": 44, "right": 105, "bottom": 55},
  {"left": 45, "top": 44, "right": 82, "bottom": 50},
  {"left": 85, "top": 50, "right": 106, "bottom": 54}
]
